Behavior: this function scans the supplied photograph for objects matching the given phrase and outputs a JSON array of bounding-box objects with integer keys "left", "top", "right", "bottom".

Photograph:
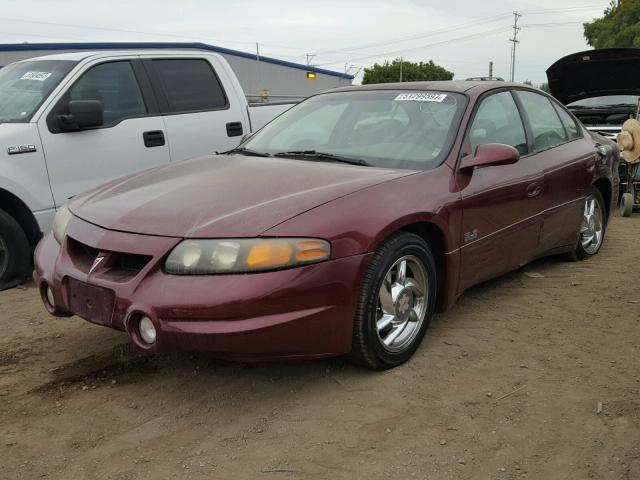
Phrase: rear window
[{"left": 152, "top": 59, "right": 228, "bottom": 113}]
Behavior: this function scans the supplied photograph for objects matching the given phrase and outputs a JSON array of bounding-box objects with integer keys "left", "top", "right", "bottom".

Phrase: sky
[{"left": 0, "top": 0, "right": 612, "bottom": 84}]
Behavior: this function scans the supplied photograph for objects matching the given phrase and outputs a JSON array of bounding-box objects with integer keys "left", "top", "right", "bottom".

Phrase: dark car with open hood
[
  {"left": 34, "top": 81, "right": 618, "bottom": 369},
  {"left": 547, "top": 48, "right": 640, "bottom": 140}
]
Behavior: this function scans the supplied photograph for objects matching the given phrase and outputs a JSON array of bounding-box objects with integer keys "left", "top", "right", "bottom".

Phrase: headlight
[
  {"left": 52, "top": 204, "right": 73, "bottom": 244},
  {"left": 165, "top": 238, "right": 331, "bottom": 274}
]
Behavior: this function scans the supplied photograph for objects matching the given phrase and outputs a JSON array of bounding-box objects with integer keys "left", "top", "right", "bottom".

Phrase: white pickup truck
[{"left": 0, "top": 50, "right": 296, "bottom": 288}]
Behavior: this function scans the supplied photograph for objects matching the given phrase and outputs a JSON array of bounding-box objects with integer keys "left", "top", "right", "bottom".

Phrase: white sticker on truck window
[
  {"left": 395, "top": 92, "right": 447, "bottom": 102},
  {"left": 20, "top": 71, "right": 52, "bottom": 81}
]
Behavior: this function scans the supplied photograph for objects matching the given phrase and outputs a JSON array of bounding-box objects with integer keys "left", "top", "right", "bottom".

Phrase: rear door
[
  {"left": 38, "top": 58, "right": 170, "bottom": 206},
  {"left": 457, "top": 89, "right": 544, "bottom": 291},
  {"left": 142, "top": 55, "right": 247, "bottom": 162},
  {"left": 514, "top": 90, "right": 593, "bottom": 253}
]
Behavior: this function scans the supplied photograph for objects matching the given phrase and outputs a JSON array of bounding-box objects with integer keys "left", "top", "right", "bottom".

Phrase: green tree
[
  {"left": 539, "top": 83, "right": 550, "bottom": 93},
  {"left": 362, "top": 58, "right": 454, "bottom": 84},
  {"left": 584, "top": 0, "right": 640, "bottom": 48}
]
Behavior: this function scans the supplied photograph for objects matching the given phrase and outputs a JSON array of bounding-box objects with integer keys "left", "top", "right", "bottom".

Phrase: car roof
[{"left": 329, "top": 80, "right": 526, "bottom": 96}]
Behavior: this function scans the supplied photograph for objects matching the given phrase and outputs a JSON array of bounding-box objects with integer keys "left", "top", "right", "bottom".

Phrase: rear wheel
[
  {"left": 621, "top": 192, "right": 634, "bottom": 217},
  {"left": 568, "top": 187, "right": 606, "bottom": 261},
  {"left": 350, "top": 232, "right": 436, "bottom": 370},
  {"left": 0, "top": 209, "right": 31, "bottom": 290}
]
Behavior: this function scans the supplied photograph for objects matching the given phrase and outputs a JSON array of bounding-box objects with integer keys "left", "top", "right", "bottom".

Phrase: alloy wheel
[
  {"left": 376, "top": 255, "right": 428, "bottom": 353},
  {"left": 580, "top": 194, "right": 604, "bottom": 255}
]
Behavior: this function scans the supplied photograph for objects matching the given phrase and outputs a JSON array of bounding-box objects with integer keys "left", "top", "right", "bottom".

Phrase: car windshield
[
  {"left": 568, "top": 95, "right": 639, "bottom": 108},
  {"left": 243, "top": 90, "right": 467, "bottom": 170},
  {"left": 0, "top": 60, "right": 76, "bottom": 123}
]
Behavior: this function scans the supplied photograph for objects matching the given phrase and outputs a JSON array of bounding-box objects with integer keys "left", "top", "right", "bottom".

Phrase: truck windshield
[
  {"left": 243, "top": 90, "right": 467, "bottom": 170},
  {"left": 0, "top": 60, "right": 76, "bottom": 123}
]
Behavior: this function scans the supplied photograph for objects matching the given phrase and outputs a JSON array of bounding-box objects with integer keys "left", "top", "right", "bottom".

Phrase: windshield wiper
[
  {"left": 273, "top": 150, "right": 370, "bottom": 166},
  {"left": 220, "top": 147, "right": 272, "bottom": 157}
]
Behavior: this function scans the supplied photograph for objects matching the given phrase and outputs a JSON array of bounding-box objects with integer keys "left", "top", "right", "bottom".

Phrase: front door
[
  {"left": 38, "top": 59, "right": 171, "bottom": 206},
  {"left": 457, "top": 90, "right": 544, "bottom": 292}
]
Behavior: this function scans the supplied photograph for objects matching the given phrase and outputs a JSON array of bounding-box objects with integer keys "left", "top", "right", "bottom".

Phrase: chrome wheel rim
[
  {"left": 376, "top": 255, "right": 428, "bottom": 353},
  {"left": 0, "top": 234, "right": 8, "bottom": 279},
  {"left": 580, "top": 194, "right": 604, "bottom": 255}
]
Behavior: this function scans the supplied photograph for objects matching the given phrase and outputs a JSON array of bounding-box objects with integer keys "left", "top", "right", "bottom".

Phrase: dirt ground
[{"left": 1, "top": 216, "right": 639, "bottom": 480}]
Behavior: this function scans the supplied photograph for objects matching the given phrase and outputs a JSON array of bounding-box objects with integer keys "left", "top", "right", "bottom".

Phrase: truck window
[
  {"left": 67, "top": 61, "right": 147, "bottom": 126},
  {"left": 0, "top": 60, "right": 76, "bottom": 123},
  {"left": 152, "top": 59, "right": 228, "bottom": 113}
]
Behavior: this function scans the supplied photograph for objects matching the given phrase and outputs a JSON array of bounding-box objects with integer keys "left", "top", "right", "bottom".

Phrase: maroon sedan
[{"left": 34, "top": 81, "right": 618, "bottom": 369}]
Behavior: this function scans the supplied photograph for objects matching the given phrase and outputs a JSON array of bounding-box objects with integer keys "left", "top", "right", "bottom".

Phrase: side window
[
  {"left": 469, "top": 91, "right": 528, "bottom": 156},
  {"left": 516, "top": 91, "right": 567, "bottom": 151},
  {"left": 152, "top": 59, "right": 228, "bottom": 113},
  {"left": 67, "top": 61, "right": 146, "bottom": 125},
  {"left": 552, "top": 101, "right": 581, "bottom": 140}
]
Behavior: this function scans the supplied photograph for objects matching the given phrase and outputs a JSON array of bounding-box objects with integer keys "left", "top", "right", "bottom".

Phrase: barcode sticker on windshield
[
  {"left": 395, "top": 92, "right": 447, "bottom": 102},
  {"left": 20, "top": 71, "right": 52, "bottom": 81}
]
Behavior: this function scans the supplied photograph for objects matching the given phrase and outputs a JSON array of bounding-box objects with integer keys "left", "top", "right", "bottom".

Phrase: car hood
[
  {"left": 69, "top": 154, "right": 415, "bottom": 238},
  {"left": 547, "top": 48, "right": 640, "bottom": 105}
]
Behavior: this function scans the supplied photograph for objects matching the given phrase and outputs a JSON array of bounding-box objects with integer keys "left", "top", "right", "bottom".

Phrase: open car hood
[{"left": 547, "top": 48, "right": 640, "bottom": 105}]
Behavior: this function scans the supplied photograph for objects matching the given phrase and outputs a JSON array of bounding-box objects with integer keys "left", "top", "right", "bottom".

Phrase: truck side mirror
[{"left": 57, "top": 100, "right": 104, "bottom": 131}]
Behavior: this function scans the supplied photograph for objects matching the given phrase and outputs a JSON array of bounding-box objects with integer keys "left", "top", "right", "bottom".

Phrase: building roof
[{"left": 0, "top": 41, "right": 354, "bottom": 80}]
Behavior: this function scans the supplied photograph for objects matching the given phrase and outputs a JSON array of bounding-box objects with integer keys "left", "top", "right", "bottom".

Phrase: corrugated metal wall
[{"left": 0, "top": 48, "right": 352, "bottom": 99}]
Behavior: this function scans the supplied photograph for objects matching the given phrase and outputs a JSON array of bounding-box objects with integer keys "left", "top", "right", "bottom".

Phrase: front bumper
[{"left": 34, "top": 217, "right": 371, "bottom": 361}]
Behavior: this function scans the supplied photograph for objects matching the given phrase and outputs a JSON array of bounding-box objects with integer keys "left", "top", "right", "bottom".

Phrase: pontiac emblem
[{"left": 89, "top": 256, "right": 105, "bottom": 274}]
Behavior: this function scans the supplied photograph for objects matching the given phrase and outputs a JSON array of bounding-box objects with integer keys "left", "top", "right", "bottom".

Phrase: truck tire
[
  {"left": 0, "top": 209, "right": 31, "bottom": 290},
  {"left": 620, "top": 192, "right": 634, "bottom": 218}
]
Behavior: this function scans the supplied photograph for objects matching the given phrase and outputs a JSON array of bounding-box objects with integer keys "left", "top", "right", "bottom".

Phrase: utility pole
[
  {"left": 509, "top": 11, "right": 521, "bottom": 82},
  {"left": 399, "top": 57, "right": 403, "bottom": 82},
  {"left": 306, "top": 53, "right": 316, "bottom": 66},
  {"left": 489, "top": 61, "right": 493, "bottom": 78}
]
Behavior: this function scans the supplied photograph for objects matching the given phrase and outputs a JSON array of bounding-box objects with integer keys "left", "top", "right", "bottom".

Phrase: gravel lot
[{"left": 1, "top": 216, "right": 639, "bottom": 480}]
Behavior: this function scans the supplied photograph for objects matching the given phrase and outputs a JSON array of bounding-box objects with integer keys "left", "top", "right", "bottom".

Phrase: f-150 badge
[{"left": 7, "top": 145, "right": 37, "bottom": 155}]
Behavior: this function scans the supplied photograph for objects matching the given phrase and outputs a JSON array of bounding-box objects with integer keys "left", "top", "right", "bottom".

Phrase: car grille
[{"left": 66, "top": 236, "right": 153, "bottom": 282}]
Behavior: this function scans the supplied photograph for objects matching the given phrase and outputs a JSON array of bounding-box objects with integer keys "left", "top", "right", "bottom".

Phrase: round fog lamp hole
[{"left": 139, "top": 316, "right": 157, "bottom": 344}]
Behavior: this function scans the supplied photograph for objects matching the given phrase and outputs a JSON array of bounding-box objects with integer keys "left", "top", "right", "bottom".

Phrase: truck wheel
[
  {"left": 0, "top": 209, "right": 31, "bottom": 290},
  {"left": 620, "top": 192, "right": 634, "bottom": 218}
]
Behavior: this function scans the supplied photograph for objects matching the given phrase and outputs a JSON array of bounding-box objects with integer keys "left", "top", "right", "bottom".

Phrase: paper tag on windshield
[
  {"left": 395, "top": 92, "right": 447, "bottom": 102},
  {"left": 20, "top": 71, "right": 52, "bottom": 81}
]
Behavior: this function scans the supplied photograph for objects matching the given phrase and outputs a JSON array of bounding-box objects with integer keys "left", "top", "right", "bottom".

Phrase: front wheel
[
  {"left": 350, "top": 232, "right": 437, "bottom": 370},
  {"left": 568, "top": 187, "right": 607, "bottom": 261},
  {"left": 0, "top": 209, "right": 31, "bottom": 290}
]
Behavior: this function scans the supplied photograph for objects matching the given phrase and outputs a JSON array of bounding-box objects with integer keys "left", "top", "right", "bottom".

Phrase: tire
[
  {"left": 0, "top": 209, "right": 31, "bottom": 290},
  {"left": 621, "top": 193, "right": 634, "bottom": 217},
  {"left": 350, "top": 232, "right": 437, "bottom": 370},
  {"left": 568, "top": 186, "right": 607, "bottom": 262}
]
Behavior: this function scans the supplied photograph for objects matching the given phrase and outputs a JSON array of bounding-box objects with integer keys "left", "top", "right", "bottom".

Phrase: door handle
[
  {"left": 143, "top": 130, "right": 165, "bottom": 148},
  {"left": 226, "top": 122, "right": 244, "bottom": 137},
  {"left": 526, "top": 182, "right": 542, "bottom": 198}
]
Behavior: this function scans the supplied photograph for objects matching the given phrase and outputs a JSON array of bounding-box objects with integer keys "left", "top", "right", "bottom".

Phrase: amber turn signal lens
[
  {"left": 295, "top": 240, "right": 330, "bottom": 262},
  {"left": 246, "top": 241, "right": 293, "bottom": 269}
]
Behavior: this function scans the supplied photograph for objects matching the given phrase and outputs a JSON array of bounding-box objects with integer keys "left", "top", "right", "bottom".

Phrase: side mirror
[
  {"left": 57, "top": 100, "right": 103, "bottom": 131},
  {"left": 460, "top": 143, "right": 519, "bottom": 169}
]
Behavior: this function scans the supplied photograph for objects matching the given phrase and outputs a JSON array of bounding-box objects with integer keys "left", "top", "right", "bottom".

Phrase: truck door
[
  {"left": 141, "top": 56, "right": 247, "bottom": 162},
  {"left": 38, "top": 59, "right": 170, "bottom": 206}
]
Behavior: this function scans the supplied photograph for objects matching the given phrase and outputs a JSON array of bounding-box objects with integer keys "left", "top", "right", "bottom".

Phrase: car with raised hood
[
  {"left": 547, "top": 48, "right": 640, "bottom": 139},
  {"left": 34, "top": 81, "right": 618, "bottom": 369}
]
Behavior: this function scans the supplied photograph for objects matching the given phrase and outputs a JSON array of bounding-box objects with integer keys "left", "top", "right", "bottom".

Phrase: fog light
[
  {"left": 46, "top": 286, "right": 55, "bottom": 308},
  {"left": 139, "top": 316, "right": 156, "bottom": 344}
]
